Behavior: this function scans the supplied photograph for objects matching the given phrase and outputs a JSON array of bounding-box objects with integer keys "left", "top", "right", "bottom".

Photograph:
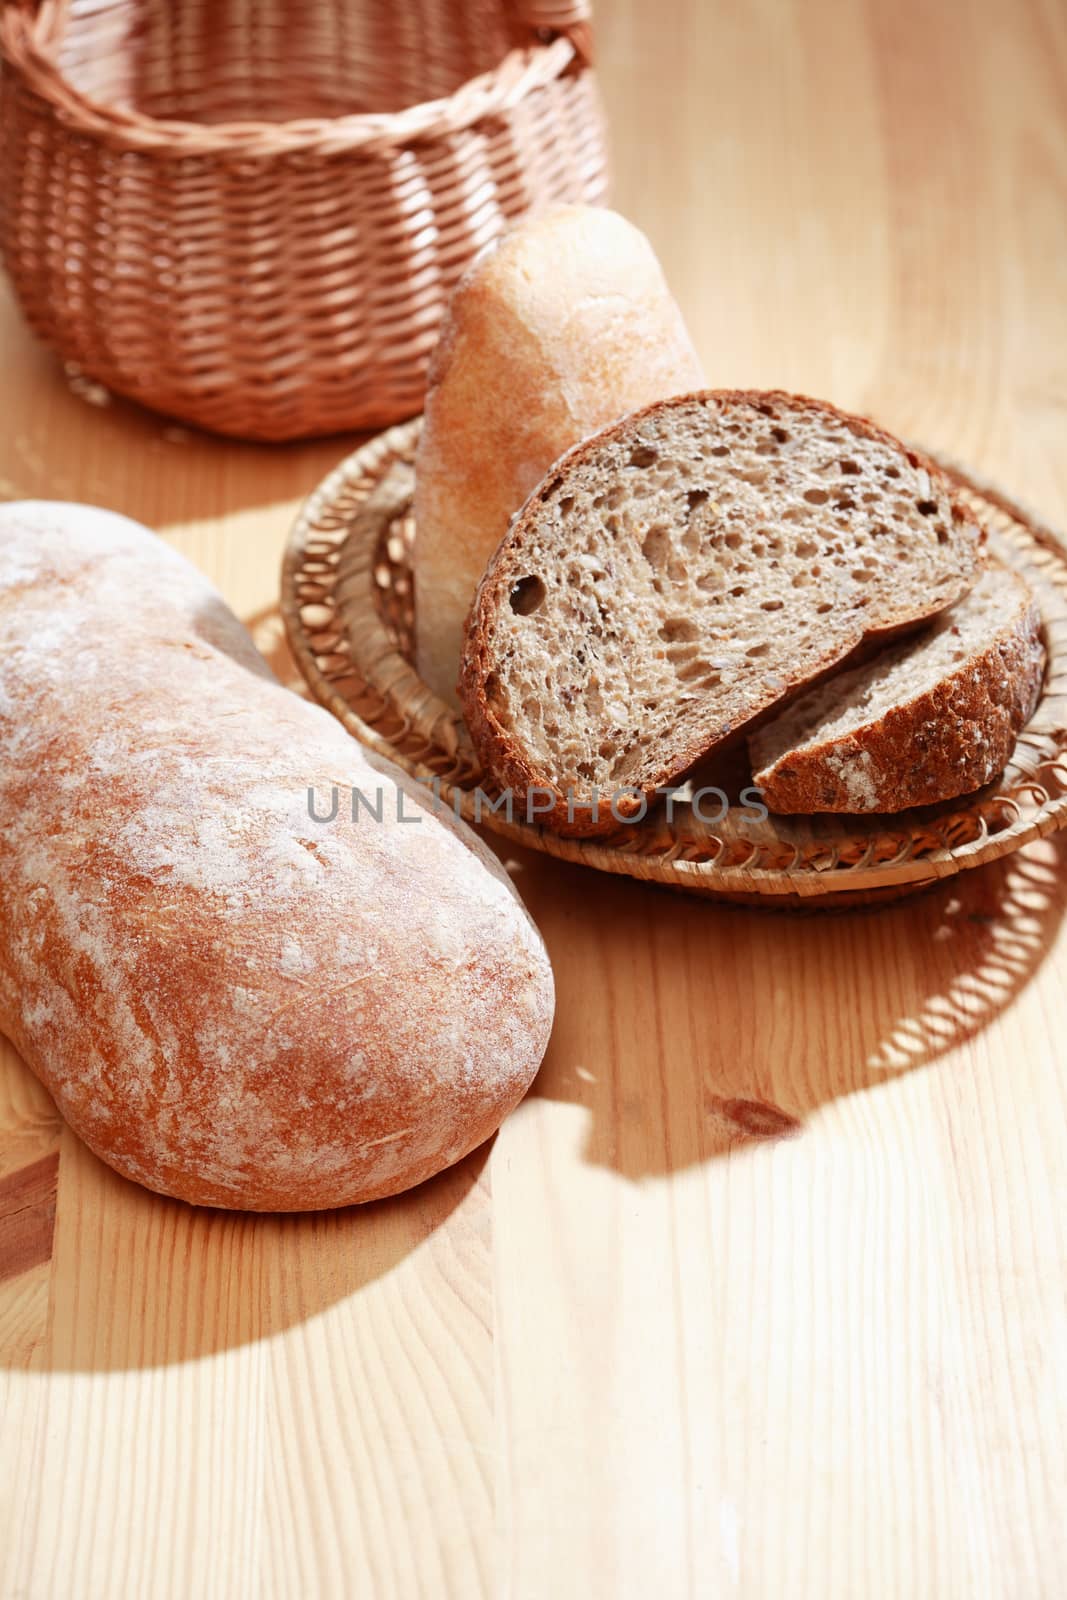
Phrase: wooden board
[{"left": 2, "top": 0, "right": 1066, "bottom": 1594}]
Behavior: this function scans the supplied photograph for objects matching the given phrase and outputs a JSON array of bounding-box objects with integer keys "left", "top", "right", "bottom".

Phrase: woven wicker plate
[{"left": 281, "top": 418, "right": 1067, "bottom": 906}]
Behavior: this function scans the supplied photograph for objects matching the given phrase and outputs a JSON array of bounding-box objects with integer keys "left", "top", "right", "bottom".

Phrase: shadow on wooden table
[
  {"left": 508, "top": 833, "right": 1067, "bottom": 1176},
  {"left": 0, "top": 1105, "right": 491, "bottom": 1373},
  {"left": 0, "top": 303, "right": 357, "bottom": 533}
]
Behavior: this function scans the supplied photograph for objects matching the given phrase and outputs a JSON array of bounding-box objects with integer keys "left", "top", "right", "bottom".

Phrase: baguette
[
  {"left": 413, "top": 205, "right": 705, "bottom": 708},
  {"left": 0, "top": 503, "right": 554, "bottom": 1211},
  {"left": 458, "top": 389, "right": 983, "bottom": 835},
  {"left": 749, "top": 562, "right": 1044, "bottom": 812}
]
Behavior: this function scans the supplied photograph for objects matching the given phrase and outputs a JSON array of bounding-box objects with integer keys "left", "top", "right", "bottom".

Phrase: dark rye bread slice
[
  {"left": 458, "top": 390, "right": 983, "bottom": 835},
  {"left": 749, "top": 562, "right": 1044, "bottom": 813}
]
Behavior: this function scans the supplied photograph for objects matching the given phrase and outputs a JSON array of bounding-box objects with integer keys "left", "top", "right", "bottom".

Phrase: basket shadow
[
  {"left": 505, "top": 833, "right": 1067, "bottom": 1179},
  {"left": 0, "top": 298, "right": 361, "bottom": 529}
]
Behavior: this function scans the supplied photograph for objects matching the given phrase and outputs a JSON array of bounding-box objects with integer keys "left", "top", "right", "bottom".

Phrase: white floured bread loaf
[
  {"left": 459, "top": 389, "right": 983, "bottom": 836},
  {"left": 0, "top": 502, "right": 554, "bottom": 1211},
  {"left": 749, "top": 562, "right": 1044, "bottom": 812},
  {"left": 413, "top": 204, "right": 706, "bottom": 707}
]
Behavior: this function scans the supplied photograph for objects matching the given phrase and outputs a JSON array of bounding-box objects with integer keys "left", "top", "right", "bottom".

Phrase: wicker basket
[{"left": 0, "top": 0, "right": 607, "bottom": 441}]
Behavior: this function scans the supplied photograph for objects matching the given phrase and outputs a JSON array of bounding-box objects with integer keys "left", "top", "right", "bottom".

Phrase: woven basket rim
[
  {"left": 280, "top": 417, "right": 1067, "bottom": 906},
  {"left": 0, "top": 6, "right": 584, "bottom": 157}
]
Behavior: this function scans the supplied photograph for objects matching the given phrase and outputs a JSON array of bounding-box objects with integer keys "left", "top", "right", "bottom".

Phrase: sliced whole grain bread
[
  {"left": 749, "top": 561, "right": 1044, "bottom": 813},
  {"left": 458, "top": 390, "right": 983, "bottom": 835}
]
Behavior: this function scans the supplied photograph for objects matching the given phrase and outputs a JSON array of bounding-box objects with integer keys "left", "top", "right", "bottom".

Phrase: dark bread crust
[
  {"left": 458, "top": 389, "right": 984, "bottom": 837},
  {"left": 752, "top": 582, "right": 1045, "bottom": 813}
]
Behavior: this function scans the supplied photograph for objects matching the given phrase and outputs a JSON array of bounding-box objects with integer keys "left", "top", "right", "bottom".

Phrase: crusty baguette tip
[{"left": 414, "top": 204, "right": 706, "bottom": 709}]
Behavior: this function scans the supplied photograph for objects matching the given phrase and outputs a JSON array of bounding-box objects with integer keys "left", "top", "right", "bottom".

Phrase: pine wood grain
[{"left": 2, "top": 0, "right": 1066, "bottom": 1595}]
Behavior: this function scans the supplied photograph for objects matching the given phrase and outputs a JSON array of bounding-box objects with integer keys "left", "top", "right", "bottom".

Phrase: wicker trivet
[{"left": 281, "top": 419, "right": 1067, "bottom": 906}]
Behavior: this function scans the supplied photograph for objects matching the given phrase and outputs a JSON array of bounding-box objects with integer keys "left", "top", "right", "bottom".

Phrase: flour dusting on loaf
[{"left": 0, "top": 503, "right": 554, "bottom": 1210}]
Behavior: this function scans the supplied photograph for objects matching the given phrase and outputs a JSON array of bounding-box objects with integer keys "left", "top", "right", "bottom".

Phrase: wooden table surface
[{"left": 2, "top": 1, "right": 1066, "bottom": 1595}]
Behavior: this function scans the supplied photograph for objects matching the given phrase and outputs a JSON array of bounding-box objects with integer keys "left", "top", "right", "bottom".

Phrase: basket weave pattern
[
  {"left": 0, "top": 0, "right": 607, "bottom": 440},
  {"left": 281, "top": 419, "right": 1067, "bottom": 907}
]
